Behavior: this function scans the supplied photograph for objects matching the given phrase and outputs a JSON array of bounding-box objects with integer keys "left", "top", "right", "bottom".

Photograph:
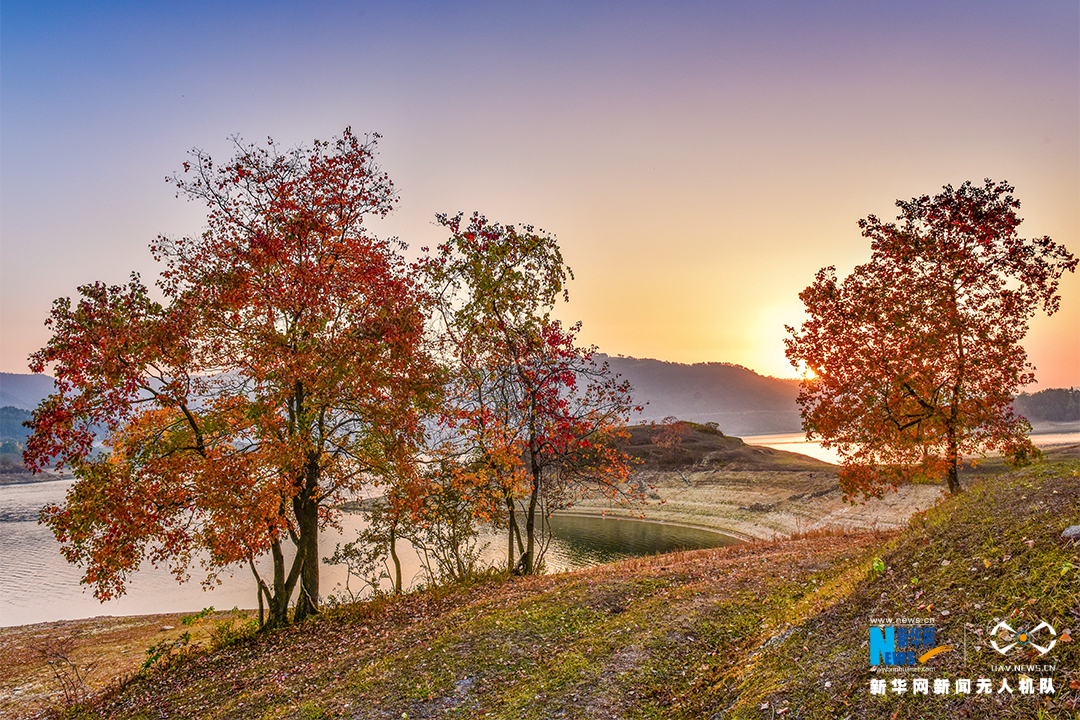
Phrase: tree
[
  {"left": 327, "top": 463, "right": 492, "bottom": 596},
  {"left": 423, "top": 213, "right": 643, "bottom": 574},
  {"left": 26, "top": 129, "right": 441, "bottom": 628},
  {"left": 785, "top": 180, "right": 1076, "bottom": 498},
  {"left": 653, "top": 416, "right": 689, "bottom": 464}
]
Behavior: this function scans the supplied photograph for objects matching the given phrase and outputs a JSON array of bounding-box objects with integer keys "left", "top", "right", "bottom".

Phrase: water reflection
[
  {"left": 0, "top": 480, "right": 737, "bottom": 627},
  {"left": 544, "top": 514, "right": 737, "bottom": 567}
]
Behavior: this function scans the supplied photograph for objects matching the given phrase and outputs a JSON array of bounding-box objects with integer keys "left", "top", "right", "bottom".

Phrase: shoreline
[
  {"left": 551, "top": 509, "right": 758, "bottom": 542},
  {"left": 573, "top": 467, "right": 947, "bottom": 541}
]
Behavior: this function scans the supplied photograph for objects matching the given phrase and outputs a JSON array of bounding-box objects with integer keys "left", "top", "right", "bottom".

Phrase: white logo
[{"left": 989, "top": 620, "right": 1057, "bottom": 656}]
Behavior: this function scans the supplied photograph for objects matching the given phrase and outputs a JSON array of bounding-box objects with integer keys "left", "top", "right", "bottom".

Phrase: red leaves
[
  {"left": 787, "top": 180, "right": 1076, "bottom": 499},
  {"left": 425, "top": 213, "right": 640, "bottom": 572},
  {"left": 29, "top": 129, "right": 440, "bottom": 621}
]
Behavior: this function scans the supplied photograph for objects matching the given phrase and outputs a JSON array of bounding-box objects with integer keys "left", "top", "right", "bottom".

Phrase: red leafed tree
[
  {"left": 423, "top": 213, "right": 642, "bottom": 574},
  {"left": 785, "top": 180, "right": 1076, "bottom": 499},
  {"left": 653, "top": 416, "right": 689, "bottom": 464},
  {"left": 26, "top": 129, "right": 440, "bottom": 628}
]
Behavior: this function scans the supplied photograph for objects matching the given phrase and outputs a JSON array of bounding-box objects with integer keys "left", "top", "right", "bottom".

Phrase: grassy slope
[
  {"left": 697, "top": 460, "right": 1080, "bottom": 720},
  {"left": 32, "top": 460, "right": 1080, "bottom": 720}
]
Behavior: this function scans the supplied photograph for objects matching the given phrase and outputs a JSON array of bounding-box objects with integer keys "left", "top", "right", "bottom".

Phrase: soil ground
[{"left": 4, "top": 442, "right": 1077, "bottom": 719}]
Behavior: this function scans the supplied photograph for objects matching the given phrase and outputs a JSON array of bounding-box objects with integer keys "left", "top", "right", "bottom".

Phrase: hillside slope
[
  {"left": 9, "top": 459, "right": 1078, "bottom": 719},
  {"left": 598, "top": 355, "right": 802, "bottom": 435},
  {"left": 0, "top": 374, "right": 54, "bottom": 411}
]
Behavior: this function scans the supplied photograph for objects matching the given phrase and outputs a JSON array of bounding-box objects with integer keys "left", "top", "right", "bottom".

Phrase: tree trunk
[
  {"left": 513, "top": 514, "right": 525, "bottom": 556},
  {"left": 264, "top": 538, "right": 297, "bottom": 630},
  {"left": 293, "top": 493, "right": 320, "bottom": 621},
  {"left": 504, "top": 495, "right": 524, "bottom": 571},
  {"left": 946, "top": 425, "right": 961, "bottom": 494},
  {"left": 249, "top": 559, "right": 269, "bottom": 629},
  {"left": 947, "top": 286, "right": 964, "bottom": 495},
  {"left": 507, "top": 511, "right": 515, "bottom": 571},
  {"left": 523, "top": 465, "right": 541, "bottom": 575},
  {"left": 389, "top": 521, "right": 402, "bottom": 595}
]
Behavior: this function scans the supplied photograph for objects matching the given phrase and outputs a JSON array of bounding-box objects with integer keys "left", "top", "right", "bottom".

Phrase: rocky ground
[{"left": 574, "top": 426, "right": 1078, "bottom": 541}]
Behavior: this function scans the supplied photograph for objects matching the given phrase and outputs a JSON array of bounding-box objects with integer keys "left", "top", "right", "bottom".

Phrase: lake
[
  {"left": 743, "top": 429, "right": 1080, "bottom": 465},
  {"left": 5, "top": 429, "right": 1074, "bottom": 628},
  {"left": 0, "top": 480, "right": 738, "bottom": 627}
]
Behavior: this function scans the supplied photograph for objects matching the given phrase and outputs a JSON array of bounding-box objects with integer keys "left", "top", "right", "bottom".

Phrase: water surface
[
  {"left": 0, "top": 480, "right": 736, "bottom": 627},
  {"left": 743, "top": 430, "right": 1079, "bottom": 466}
]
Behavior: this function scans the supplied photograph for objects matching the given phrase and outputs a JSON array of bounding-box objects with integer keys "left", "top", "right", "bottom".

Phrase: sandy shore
[{"left": 570, "top": 467, "right": 946, "bottom": 540}]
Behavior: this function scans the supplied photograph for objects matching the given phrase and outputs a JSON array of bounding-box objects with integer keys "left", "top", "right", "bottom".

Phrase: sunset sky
[{"left": 2, "top": 1, "right": 1077, "bottom": 386}]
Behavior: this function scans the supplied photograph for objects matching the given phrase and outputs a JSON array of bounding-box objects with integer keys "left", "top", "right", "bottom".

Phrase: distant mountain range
[
  {"left": 0, "top": 372, "right": 54, "bottom": 411},
  {"left": 0, "top": 361, "right": 802, "bottom": 437},
  {"left": 3, "top": 361, "right": 1074, "bottom": 443},
  {"left": 595, "top": 355, "right": 802, "bottom": 435}
]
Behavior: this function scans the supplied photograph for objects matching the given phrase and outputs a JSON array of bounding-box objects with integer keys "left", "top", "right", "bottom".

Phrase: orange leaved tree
[
  {"left": 423, "top": 213, "right": 642, "bottom": 574},
  {"left": 785, "top": 180, "right": 1076, "bottom": 499},
  {"left": 26, "top": 129, "right": 440, "bottom": 627}
]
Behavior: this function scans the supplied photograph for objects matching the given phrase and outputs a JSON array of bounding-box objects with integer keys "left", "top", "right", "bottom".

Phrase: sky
[{"left": 2, "top": 0, "right": 1078, "bottom": 387}]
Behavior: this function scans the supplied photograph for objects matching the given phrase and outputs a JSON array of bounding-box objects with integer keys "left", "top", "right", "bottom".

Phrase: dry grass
[
  {"left": 5, "top": 459, "right": 1078, "bottom": 720},
  {"left": 1, "top": 610, "right": 238, "bottom": 718}
]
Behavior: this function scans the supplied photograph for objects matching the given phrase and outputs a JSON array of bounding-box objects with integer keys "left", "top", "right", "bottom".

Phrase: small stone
[
  {"left": 160, "top": 625, "right": 175, "bottom": 631},
  {"left": 1061, "top": 525, "right": 1080, "bottom": 541}
]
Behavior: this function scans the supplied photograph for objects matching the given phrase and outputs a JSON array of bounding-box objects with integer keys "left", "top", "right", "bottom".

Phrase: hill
[
  {"left": 598, "top": 355, "right": 802, "bottom": 435},
  {"left": 1, "top": 406, "right": 33, "bottom": 441},
  {"left": 0, "top": 406, "right": 34, "bottom": 480},
  {"left": 6, "top": 457, "right": 1078, "bottom": 719},
  {"left": 620, "top": 421, "right": 827, "bottom": 472},
  {"left": 1014, "top": 388, "right": 1080, "bottom": 424},
  {"left": 0, "top": 373, "right": 54, "bottom": 411}
]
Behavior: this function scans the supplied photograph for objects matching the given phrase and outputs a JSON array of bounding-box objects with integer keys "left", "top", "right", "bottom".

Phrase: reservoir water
[
  {"left": 4, "top": 430, "right": 1074, "bottom": 628},
  {"left": 743, "top": 429, "right": 1080, "bottom": 466},
  {"left": 0, "top": 480, "right": 738, "bottom": 627}
]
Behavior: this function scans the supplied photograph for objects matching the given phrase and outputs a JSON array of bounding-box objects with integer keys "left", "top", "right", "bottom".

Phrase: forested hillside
[
  {"left": 1014, "top": 388, "right": 1080, "bottom": 423},
  {"left": 598, "top": 355, "right": 803, "bottom": 435},
  {"left": 0, "top": 372, "right": 54, "bottom": 410}
]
